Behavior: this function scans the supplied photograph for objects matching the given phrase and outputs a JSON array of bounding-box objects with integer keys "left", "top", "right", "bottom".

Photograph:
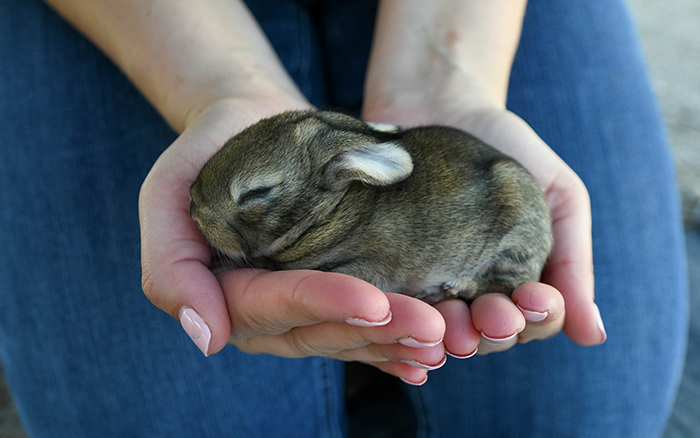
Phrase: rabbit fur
[{"left": 190, "top": 110, "right": 553, "bottom": 303}]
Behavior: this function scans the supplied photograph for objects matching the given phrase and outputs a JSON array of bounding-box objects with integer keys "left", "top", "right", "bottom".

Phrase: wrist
[
  {"left": 181, "top": 87, "right": 312, "bottom": 134},
  {"left": 153, "top": 94, "right": 312, "bottom": 187},
  {"left": 363, "top": 77, "right": 503, "bottom": 130},
  {"left": 363, "top": 0, "right": 527, "bottom": 124},
  {"left": 144, "top": 31, "right": 310, "bottom": 133}
]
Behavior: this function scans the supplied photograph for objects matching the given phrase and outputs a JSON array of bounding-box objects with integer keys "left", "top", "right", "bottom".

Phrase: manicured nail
[
  {"left": 179, "top": 306, "right": 211, "bottom": 357},
  {"left": 398, "top": 337, "right": 443, "bottom": 348},
  {"left": 594, "top": 304, "right": 607, "bottom": 343},
  {"left": 403, "top": 356, "right": 447, "bottom": 371},
  {"left": 400, "top": 375, "right": 428, "bottom": 386},
  {"left": 446, "top": 347, "right": 478, "bottom": 359},
  {"left": 346, "top": 311, "right": 392, "bottom": 327},
  {"left": 480, "top": 331, "right": 518, "bottom": 344},
  {"left": 516, "top": 304, "right": 549, "bottom": 323}
]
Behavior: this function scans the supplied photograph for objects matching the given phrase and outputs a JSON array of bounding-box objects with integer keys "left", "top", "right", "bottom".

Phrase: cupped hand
[
  {"left": 220, "top": 269, "right": 446, "bottom": 385},
  {"left": 362, "top": 98, "right": 607, "bottom": 357},
  {"left": 139, "top": 97, "right": 446, "bottom": 384}
]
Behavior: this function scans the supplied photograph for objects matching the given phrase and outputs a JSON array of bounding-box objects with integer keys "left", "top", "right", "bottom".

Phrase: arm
[
  {"left": 44, "top": 0, "right": 306, "bottom": 132},
  {"left": 364, "top": 0, "right": 605, "bottom": 354}
]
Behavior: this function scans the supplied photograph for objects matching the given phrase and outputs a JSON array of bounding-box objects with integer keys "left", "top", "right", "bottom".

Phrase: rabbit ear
[{"left": 326, "top": 141, "right": 413, "bottom": 187}]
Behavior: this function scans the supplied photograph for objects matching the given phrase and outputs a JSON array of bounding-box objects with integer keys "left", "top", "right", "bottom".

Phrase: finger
[
  {"left": 230, "top": 293, "right": 445, "bottom": 360},
  {"left": 219, "top": 269, "right": 393, "bottom": 339},
  {"left": 381, "top": 293, "right": 446, "bottom": 347},
  {"left": 470, "top": 293, "right": 526, "bottom": 355},
  {"left": 139, "top": 161, "right": 232, "bottom": 356},
  {"left": 231, "top": 323, "right": 444, "bottom": 362},
  {"left": 331, "top": 343, "right": 446, "bottom": 370},
  {"left": 542, "top": 171, "right": 606, "bottom": 346},
  {"left": 433, "top": 299, "right": 480, "bottom": 358},
  {"left": 372, "top": 361, "right": 430, "bottom": 386},
  {"left": 511, "top": 282, "right": 565, "bottom": 343}
]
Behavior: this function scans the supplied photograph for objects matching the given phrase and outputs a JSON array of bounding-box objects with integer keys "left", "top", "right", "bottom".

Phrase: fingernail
[
  {"left": 516, "top": 304, "right": 549, "bottom": 323},
  {"left": 480, "top": 331, "right": 518, "bottom": 344},
  {"left": 446, "top": 347, "right": 478, "bottom": 359},
  {"left": 398, "top": 337, "right": 443, "bottom": 348},
  {"left": 403, "top": 356, "right": 447, "bottom": 370},
  {"left": 594, "top": 304, "right": 607, "bottom": 344},
  {"left": 345, "top": 311, "right": 392, "bottom": 327},
  {"left": 400, "top": 375, "right": 428, "bottom": 386},
  {"left": 179, "top": 306, "right": 211, "bottom": 357}
]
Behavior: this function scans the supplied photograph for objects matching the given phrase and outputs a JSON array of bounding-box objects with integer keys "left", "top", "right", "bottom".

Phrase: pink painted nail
[
  {"left": 480, "top": 331, "right": 518, "bottom": 344},
  {"left": 446, "top": 347, "right": 478, "bottom": 359},
  {"left": 398, "top": 337, "right": 443, "bottom": 348},
  {"left": 179, "top": 306, "right": 211, "bottom": 357},
  {"left": 516, "top": 304, "right": 549, "bottom": 323},
  {"left": 594, "top": 304, "right": 607, "bottom": 343},
  {"left": 400, "top": 375, "right": 428, "bottom": 386},
  {"left": 403, "top": 356, "right": 447, "bottom": 371},
  {"left": 345, "top": 311, "right": 392, "bottom": 327}
]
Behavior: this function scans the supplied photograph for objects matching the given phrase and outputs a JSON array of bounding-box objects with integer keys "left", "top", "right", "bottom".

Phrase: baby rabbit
[{"left": 190, "top": 111, "right": 553, "bottom": 303}]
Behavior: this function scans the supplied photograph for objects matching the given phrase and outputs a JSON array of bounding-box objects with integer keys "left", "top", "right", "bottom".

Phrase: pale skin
[{"left": 45, "top": 0, "right": 605, "bottom": 385}]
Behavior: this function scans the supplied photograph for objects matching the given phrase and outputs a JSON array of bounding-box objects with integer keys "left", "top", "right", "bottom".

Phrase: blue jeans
[{"left": 0, "top": 1, "right": 687, "bottom": 437}]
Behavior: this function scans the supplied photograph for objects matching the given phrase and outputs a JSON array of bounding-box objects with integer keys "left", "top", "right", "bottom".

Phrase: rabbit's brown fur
[{"left": 190, "top": 111, "right": 553, "bottom": 303}]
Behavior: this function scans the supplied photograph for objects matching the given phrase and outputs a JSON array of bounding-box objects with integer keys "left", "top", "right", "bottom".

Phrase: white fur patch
[
  {"left": 341, "top": 142, "right": 413, "bottom": 185},
  {"left": 365, "top": 121, "right": 401, "bottom": 133}
]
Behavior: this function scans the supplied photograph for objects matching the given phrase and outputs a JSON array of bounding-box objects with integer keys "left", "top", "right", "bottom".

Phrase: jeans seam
[
  {"left": 316, "top": 358, "right": 344, "bottom": 438},
  {"left": 409, "top": 385, "right": 437, "bottom": 438}
]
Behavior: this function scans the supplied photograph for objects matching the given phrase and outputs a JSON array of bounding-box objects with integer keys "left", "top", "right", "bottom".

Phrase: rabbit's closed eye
[{"left": 236, "top": 186, "right": 274, "bottom": 206}]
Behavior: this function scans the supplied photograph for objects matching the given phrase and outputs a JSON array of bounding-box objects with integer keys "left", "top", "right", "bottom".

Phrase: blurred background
[{"left": 1, "top": 1, "right": 699, "bottom": 437}]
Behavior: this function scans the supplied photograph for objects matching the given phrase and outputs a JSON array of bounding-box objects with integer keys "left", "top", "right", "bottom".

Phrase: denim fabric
[{"left": 0, "top": 1, "right": 687, "bottom": 437}]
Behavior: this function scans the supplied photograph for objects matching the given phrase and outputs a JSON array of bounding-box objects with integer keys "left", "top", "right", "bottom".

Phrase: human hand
[
  {"left": 139, "top": 98, "right": 446, "bottom": 384},
  {"left": 362, "top": 0, "right": 606, "bottom": 357},
  {"left": 57, "top": 0, "right": 446, "bottom": 383},
  {"left": 362, "top": 98, "right": 606, "bottom": 357}
]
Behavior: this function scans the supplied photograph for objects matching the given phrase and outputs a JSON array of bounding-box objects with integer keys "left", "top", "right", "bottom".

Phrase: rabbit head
[{"left": 189, "top": 111, "right": 413, "bottom": 260}]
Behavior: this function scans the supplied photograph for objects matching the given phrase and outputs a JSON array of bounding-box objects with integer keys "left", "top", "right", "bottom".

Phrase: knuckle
[
  {"left": 140, "top": 264, "right": 174, "bottom": 318},
  {"left": 572, "top": 178, "right": 591, "bottom": 207},
  {"left": 229, "top": 337, "right": 258, "bottom": 355},
  {"left": 566, "top": 172, "right": 591, "bottom": 206},
  {"left": 141, "top": 266, "right": 158, "bottom": 301},
  {"left": 287, "top": 331, "right": 319, "bottom": 358},
  {"left": 286, "top": 329, "right": 333, "bottom": 358},
  {"left": 235, "top": 312, "right": 286, "bottom": 338}
]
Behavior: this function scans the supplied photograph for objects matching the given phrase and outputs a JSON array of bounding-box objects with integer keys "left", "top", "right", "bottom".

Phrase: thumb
[
  {"left": 541, "top": 171, "right": 606, "bottom": 346},
  {"left": 139, "top": 158, "right": 231, "bottom": 356}
]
